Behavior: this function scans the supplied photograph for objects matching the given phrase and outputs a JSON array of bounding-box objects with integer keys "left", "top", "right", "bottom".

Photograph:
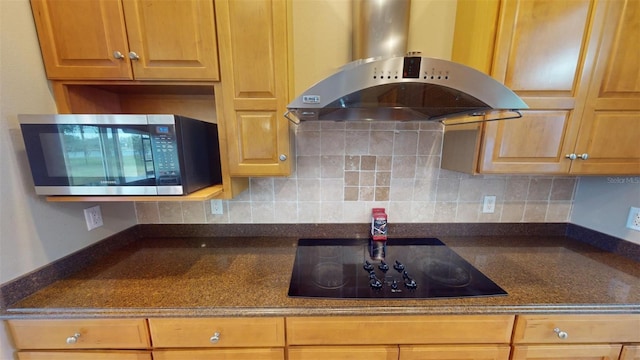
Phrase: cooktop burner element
[{"left": 288, "top": 238, "right": 507, "bottom": 299}]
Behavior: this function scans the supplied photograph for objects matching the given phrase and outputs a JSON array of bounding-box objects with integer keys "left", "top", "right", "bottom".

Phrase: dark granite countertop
[{"left": 2, "top": 223, "right": 640, "bottom": 318}]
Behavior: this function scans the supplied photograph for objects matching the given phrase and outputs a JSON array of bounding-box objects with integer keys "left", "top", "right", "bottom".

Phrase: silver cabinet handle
[
  {"left": 113, "top": 51, "right": 125, "bottom": 60},
  {"left": 565, "top": 153, "right": 577, "bottom": 160},
  {"left": 128, "top": 51, "right": 140, "bottom": 60},
  {"left": 577, "top": 153, "right": 589, "bottom": 160},
  {"left": 66, "top": 333, "right": 81, "bottom": 344},
  {"left": 209, "top": 331, "right": 220, "bottom": 344},
  {"left": 279, "top": 154, "right": 287, "bottom": 161},
  {"left": 553, "top": 327, "right": 568, "bottom": 339}
]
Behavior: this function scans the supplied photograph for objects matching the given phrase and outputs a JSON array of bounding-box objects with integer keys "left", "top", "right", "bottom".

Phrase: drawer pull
[
  {"left": 553, "top": 327, "right": 568, "bottom": 339},
  {"left": 209, "top": 331, "right": 220, "bottom": 344},
  {"left": 66, "top": 333, "right": 81, "bottom": 344}
]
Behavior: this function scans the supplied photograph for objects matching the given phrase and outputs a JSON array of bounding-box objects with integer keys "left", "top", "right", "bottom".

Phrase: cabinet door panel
[
  {"left": 216, "top": 0, "right": 291, "bottom": 176},
  {"left": 572, "top": 0, "right": 640, "bottom": 174},
  {"left": 288, "top": 346, "right": 398, "bottom": 360},
  {"left": 511, "top": 345, "right": 622, "bottom": 360},
  {"left": 30, "top": 0, "right": 132, "bottom": 79},
  {"left": 122, "top": 0, "right": 219, "bottom": 80},
  {"left": 400, "top": 345, "right": 510, "bottom": 360},
  {"left": 499, "top": 0, "right": 591, "bottom": 94},
  {"left": 480, "top": 111, "right": 574, "bottom": 173}
]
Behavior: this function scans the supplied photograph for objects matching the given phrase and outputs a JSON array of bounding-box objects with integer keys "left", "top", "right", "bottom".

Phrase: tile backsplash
[{"left": 135, "top": 121, "right": 576, "bottom": 224}]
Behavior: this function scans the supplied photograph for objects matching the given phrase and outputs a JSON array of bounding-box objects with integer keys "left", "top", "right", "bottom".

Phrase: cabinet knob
[
  {"left": 66, "top": 333, "right": 81, "bottom": 344},
  {"left": 553, "top": 327, "right": 568, "bottom": 339},
  {"left": 128, "top": 51, "right": 140, "bottom": 61},
  {"left": 209, "top": 331, "right": 220, "bottom": 344},
  {"left": 279, "top": 154, "right": 287, "bottom": 161},
  {"left": 577, "top": 153, "right": 589, "bottom": 160},
  {"left": 565, "top": 153, "right": 577, "bottom": 160},
  {"left": 113, "top": 51, "right": 125, "bottom": 60}
]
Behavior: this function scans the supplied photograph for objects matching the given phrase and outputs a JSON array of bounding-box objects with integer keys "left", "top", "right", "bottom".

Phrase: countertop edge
[{"left": 3, "top": 304, "right": 640, "bottom": 319}]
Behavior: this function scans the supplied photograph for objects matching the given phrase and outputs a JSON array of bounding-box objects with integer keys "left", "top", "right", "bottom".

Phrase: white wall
[
  {"left": 0, "top": 1, "right": 137, "bottom": 358},
  {"left": 572, "top": 177, "right": 640, "bottom": 245}
]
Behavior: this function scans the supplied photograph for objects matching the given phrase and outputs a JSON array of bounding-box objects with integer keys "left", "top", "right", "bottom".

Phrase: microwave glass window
[{"left": 40, "top": 125, "right": 157, "bottom": 186}]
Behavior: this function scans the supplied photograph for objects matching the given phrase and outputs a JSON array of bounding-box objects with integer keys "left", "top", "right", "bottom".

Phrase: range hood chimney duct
[
  {"left": 285, "top": 0, "right": 528, "bottom": 124},
  {"left": 353, "top": 0, "right": 411, "bottom": 60}
]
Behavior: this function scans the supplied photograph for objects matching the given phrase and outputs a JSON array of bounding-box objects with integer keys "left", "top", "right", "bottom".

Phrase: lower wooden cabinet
[
  {"left": 288, "top": 346, "right": 399, "bottom": 360},
  {"left": 400, "top": 345, "right": 510, "bottom": 360},
  {"left": 16, "top": 351, "right": 151, "bottom": 360},
  {"left": 6, "top": 314, "right": 640, "bottom": 360},
  {"left": 148, "top": 317, "right": 285, "bottom": 348},
  {"left": 511, "top": 345, "right": 622, "bottom": 360},
  {"left": 7, "top": 319, "right": 150, "bottom": 350},
  {"left": 152, "top": 348, "right": 284, "bottom": 360},
  {"left": 621, "top": 346, "right": 640, "bottom": 360}
]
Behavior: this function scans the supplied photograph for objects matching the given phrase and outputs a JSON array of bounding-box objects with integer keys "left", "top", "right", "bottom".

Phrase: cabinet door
[
  {"left": 621, "top": 345, "right": 640, "bottom": 360},
  {"left": 30, "top": 0, "right": 132, "bottom": 79},
  {"left": 153, "top": 348, "right": 284, "bottom": 360},
  {"left": 17, "top": 351, "right": 152, "bottom": 360},
  {"left": 479, "top": 0, "right": 597, "bottom": 174},
  {"left": 400, "top": 345, "right": 510, "bottom": 360},
  {"left": 122, "top": 0, "right": 219, "bottom": 81},
  {"left": 511, "top": 345, "right": 622, "bottom": 360},
  {"left": 570, "top": 0, "right": 640, "bottom": 174},
  {"left": 215, "top": 0, "right": 292, "bottom": 176},
  {"left": 288, "top": 346, "right": 399, "bottom": 360}
]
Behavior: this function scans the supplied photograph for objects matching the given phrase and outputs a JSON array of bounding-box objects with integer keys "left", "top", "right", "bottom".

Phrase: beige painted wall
[{"left": 0, "top": 0, "right": 137, "bottom": 357}]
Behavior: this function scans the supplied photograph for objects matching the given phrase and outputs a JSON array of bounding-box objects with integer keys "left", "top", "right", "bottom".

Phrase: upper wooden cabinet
[
  {"left": 442, "top": 0, "right": 639, "bottom": 175},
  {"left": 30, "top": 0, "right": 219, "bottom": 81},
  {"left": 214, "top": 0, "right": 292, "bottom": 176}
]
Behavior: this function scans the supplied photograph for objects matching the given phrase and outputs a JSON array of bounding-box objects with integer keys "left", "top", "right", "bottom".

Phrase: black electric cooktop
[{"left": 288, "top": 238, "right": 507, "bottom": 299}]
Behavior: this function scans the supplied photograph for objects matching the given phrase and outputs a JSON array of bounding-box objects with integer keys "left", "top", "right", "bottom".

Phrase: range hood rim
[{"left": 286, "top": 56, "right": 529, "bottom": 124}]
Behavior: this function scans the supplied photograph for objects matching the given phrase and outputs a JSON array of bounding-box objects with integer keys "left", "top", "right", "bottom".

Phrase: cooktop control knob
[
  {"left": 403, "top": 271, "right": 417, "bottom": 289},
  {"left": 378, "top": 261, "right": 389, "bottom": 272},
  {"left": 393, "top": 260, "right": 405, "bottom": 272},
  {"left": 363, "top": 261, "right": 374, "bottom": 271},
  {"left": 369, "top": 277, "right": 383, "bottom": 289}
]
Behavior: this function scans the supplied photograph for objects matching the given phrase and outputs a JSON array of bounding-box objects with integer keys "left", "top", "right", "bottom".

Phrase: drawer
[
  {"left": 153, "top": 348, "right": 284, "bottom": 360},
  {"left": 512, "top": 314, "right": 640, "bottom": 344},
  {"left": 17, "top": 351, "right": 152, "bottom": 360},
  {"left": 7, "top": 319, "right": 151, "bottom": 350},
  {"left": 288, "top": 346, "right": 399, "bottom": 360},
  {"left": 148, "top": 317, "right": 285, "bottom": 348},
  {"left": 400, "top": 345, "right": 511, "bottom": 360},
  {"left": 286, "top": 315, "right": 515, "bottom": 345}
]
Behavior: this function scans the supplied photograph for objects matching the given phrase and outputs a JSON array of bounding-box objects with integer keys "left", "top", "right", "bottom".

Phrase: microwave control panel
[{"left": 150, "top": 125, "right": 181, "bottom": 185}]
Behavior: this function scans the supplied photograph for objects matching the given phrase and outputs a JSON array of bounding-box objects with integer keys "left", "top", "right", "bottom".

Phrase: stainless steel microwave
[{"left": 19, "top": 114, "right": 222, "bottom": 196}]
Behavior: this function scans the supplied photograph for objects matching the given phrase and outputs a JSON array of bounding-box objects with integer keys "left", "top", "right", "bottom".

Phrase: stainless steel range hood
[{"left": 286, "top": 0, "right": 528, "bottom": 125}]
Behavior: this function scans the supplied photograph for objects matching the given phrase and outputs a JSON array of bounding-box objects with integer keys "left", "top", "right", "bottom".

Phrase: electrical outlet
[
  {"left": 482, "top": 195, "right": 496, "bottom": 213},
  {"left": 83, "top": 205, "right": 103, "bottom": 231},
  {"left": 210, "top": 199, "right": 224, "bottom": 215},
  {"left": 626, "top": 207, "right": 640, "bottom": 231}
]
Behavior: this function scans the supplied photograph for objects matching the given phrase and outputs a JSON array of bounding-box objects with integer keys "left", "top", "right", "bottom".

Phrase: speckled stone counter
[{"left": 2, "top": 224, "right": 639, "bottom": 318}]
